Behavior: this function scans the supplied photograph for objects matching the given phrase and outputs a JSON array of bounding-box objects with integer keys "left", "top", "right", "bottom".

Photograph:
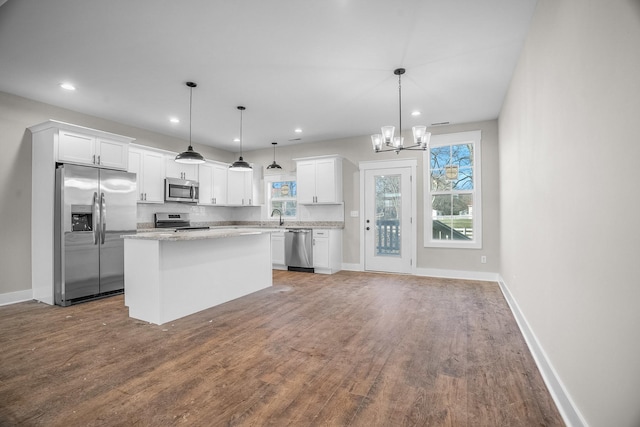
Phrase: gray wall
[
  {"left": 244, "top": 119, "right": 501, "bottom": 273},
  {"left": 499, "top": 0, "right": 640, "bottom": 426}
]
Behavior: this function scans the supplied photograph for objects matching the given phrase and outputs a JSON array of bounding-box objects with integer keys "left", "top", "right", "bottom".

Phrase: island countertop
[{"left": 122, "top": 227, "right": 280, "bottom": 241}]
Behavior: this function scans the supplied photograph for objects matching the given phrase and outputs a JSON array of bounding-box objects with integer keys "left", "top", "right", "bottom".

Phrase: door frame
[{"left": 359, "top": 158, "right": 417, "bottom": 274}]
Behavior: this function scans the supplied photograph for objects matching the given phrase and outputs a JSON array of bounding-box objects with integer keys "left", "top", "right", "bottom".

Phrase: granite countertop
[
  {"left": 136, "top": 221, "right": 344, "bottom": 232},
  {"left": 123, "top": 227, "right": 280, "bottom": 241}
]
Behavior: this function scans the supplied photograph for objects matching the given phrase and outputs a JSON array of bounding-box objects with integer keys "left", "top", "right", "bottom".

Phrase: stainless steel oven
[{"left": 165, "top": 178, "right": 199, "bottom": 203}]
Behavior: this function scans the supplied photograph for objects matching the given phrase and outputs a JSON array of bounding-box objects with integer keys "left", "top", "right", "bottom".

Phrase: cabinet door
[
  {"left": 198, "top": 162, "right": 214, "bottom": 205},
  {"left": 313, "top": 237, "right": 330, "bottom": 269},
  {"left": 142, "top": 151, "right": 166, "bottom": 203},
  {"left": 212, "top": 163, "right": 228, "bottom": 205},
  {"left": 271, "top": 233, "right": 285, "bottom": 266},
  {"left": 96, "top": 137, "right": 128, "bottom": 170},
  {"left": 296, "top": 160, "right": 316, "bottom": 204},
  {"left": 227, "top": 169, "right": 252, "bottom": 205},
  {"left": 128, "top": 149, "right": 144, "bottom": 201},
  {"left": 314, "top": 158, "right": 337, "bottom": 203},
  {"left": 58, "top": 130, "right": 96, "bottom": 165},
  {"left": 165, "top": 157, "right": 198, "bottom": 180}
]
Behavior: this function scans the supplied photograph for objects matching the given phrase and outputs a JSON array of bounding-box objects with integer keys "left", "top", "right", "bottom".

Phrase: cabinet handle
[
  {"left": 97, "top": 155, "right": 101, "bottom": 165},
  {"left": 92, "top": 154, "right": 96, "bottom": 164},
  {"left": 144, "top": 193, "right": 147, "bottom": 201}
]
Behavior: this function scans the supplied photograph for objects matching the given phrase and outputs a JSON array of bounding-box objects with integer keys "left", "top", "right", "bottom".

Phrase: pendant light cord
[
  {"left": 189, "top": 85, "right": 193, "bottom": 148},
  {"left": 398, "top": 72, "right": 402, "bottom": 140},
  {"left": 239, "top": 108, "right": 243, "bottom": 157}
]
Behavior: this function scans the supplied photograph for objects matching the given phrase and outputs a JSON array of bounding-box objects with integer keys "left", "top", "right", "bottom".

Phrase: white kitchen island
[{"left": 122, "top": 228, "right": 274, "bottom": 325}]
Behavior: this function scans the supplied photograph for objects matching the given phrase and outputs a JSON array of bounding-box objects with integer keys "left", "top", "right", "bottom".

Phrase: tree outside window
[
  {"left": 424, "top": 131, "right": 482, "bottom": 249},
  {"left": 269, "top": 180, "right": 297, "bottom": 218}
]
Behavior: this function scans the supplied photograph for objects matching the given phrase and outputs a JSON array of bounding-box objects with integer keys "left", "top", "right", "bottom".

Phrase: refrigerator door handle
[
  {"left": 92, "top": 191, "right": 99, "bottom": 245},
  {"left": 100, "top": 192, "right": 106, "bottom": 244}
]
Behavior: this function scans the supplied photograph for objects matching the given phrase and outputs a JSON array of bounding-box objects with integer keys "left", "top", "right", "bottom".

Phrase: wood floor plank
[{"left": 0, "top": 270, "right": 564, "bottom": 426}]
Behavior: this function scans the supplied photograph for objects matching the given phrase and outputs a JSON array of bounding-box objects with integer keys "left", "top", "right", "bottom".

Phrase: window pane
[
  {"left": 430, "top": 168, "right": 452, "bottom": 191},
  {"left": 430, "top": 146, "right": 450, "bottom": 170},
  {"left": 453, "top": 167, "right": 473, "bottom": 190},
  {"left": 375, "top": 175, "right": 401, "bottom": 256},
  {"left": 271, "top": 181, "right": 297, "bottom": 198},
  {"left": 270, "top": 180, "right": 297, "bottom": 218},
  {"left": 452, "top": 144, "right": 473, "bottom": 167},
  {"left": 432, "top": 193, "right": 473, "bottom": 241}
]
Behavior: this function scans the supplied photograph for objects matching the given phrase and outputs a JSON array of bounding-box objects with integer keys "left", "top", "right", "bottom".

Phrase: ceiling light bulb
[
  {"left": 294, "top": 128, "right": 302, "bottom": 133},
  {"left": 60, "top": 83, "right": 76, "bottom": 91},
  {"left": 233, "top": 138, "right": 240, "bottom": 142},
  {"left": 170, "top": 117, "right": 180, "bottom": 124},
  {"left": 411, "top": 111, "right": 421, "bottom": 116}
]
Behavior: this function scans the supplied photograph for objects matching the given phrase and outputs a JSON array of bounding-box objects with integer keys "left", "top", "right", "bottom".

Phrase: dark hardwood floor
[{"left": 0, "top": 271, "right": 563, "bottom": 426}]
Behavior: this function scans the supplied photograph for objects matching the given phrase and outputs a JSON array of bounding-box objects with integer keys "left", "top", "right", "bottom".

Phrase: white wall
[{"left": 499, "top": 1, "right": 640, "bottom": 426}]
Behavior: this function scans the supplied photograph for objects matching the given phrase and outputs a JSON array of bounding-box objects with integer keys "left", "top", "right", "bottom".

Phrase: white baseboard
[
  {"left": 415, "top": 267, "right": 500, "bottom": 282},
  {"left": 497, "top": 276, "right": 587, "bottom": 427},
  {"left": 0, "top": 289, "right": 33, "bottom": 306},
  {"left": 341, "top": 263, "right": 362, "bottom": 272}
]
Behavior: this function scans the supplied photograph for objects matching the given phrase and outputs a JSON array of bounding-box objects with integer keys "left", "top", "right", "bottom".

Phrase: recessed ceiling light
[
  {"left": 60, "top": 83, "right": 76, "bottom": 91},
  {"left": 233, "top": 138, "right": 240, "bottom": 142},
  {"left": 169, "top": 117, "right": 180, "bottom": 124},
  {"left": 411, "top": 111, "right": 421, "bottom": 116},
  {"left": 294, "top": 128, "right": 302, "bottom": 133}
]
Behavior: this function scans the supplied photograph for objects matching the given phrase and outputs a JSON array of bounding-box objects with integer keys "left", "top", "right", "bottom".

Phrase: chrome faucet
[{"left": 271, "top": 209, "right": 284, "bottom": 226}]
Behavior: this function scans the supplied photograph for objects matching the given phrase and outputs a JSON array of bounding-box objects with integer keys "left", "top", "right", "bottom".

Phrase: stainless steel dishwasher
[{"left": 285, "top": 228, "right": 314, "bottom": 272}]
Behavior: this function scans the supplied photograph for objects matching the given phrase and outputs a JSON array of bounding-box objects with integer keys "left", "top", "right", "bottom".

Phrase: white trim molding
[
  {"left": 498, "top": 276, "right": 587, "bottom": 427},
  {"left": 415, "top": 267, "right": 499, "bottom": 282},
  {"left": 0, "top": 289, "right": 33, "bottom": 306}
]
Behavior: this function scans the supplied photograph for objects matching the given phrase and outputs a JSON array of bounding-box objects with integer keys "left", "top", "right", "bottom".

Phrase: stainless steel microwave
[{"left": 165, "top": 178, "right": 199, "bottom": 203}]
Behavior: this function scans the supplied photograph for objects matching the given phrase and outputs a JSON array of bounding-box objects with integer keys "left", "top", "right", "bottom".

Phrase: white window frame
[
  {"left": 265, "top": 174, "right": 298, "bottom": 220},
  {"left": 423, "top": 130, "right": 482, "bottom": 249}
]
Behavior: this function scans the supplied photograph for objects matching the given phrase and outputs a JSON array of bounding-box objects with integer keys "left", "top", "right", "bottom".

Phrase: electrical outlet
[
  {"left": 350, "top": 210, "right": 359, "bottom": 217},
  {"left": 481, "top": 256, "right": 487, "bottom": 264}
]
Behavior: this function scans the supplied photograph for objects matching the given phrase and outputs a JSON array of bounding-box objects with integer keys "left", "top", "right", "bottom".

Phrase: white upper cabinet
[
  {"left": 198, "top": 161, "right": 228, "bottom": 206},
  {"left": 165, "top": 155, "right": 198, "bottom": 180},
  {"left": 227, "top": 169, "right": 253, "bottom": 206},
  {"left": 57, "top": 129, "right": 129, "bottom": 170},
  {"left": 128, "top": 145, "right": 166, "bottom": 203},
  {"left": 295, "top": 156, "right": 343, "bottom": 204}
]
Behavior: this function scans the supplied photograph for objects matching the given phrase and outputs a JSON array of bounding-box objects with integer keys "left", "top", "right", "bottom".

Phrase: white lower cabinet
[
  {"left": 312, "top": 229, "right": 342, "bottom": 274},
  {"left": 271, "top": 232, "right": 286, "bottom": 270}
]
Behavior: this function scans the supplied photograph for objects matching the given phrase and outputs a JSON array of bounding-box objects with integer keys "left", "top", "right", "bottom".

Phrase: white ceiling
[{"left": 0, "top": 0, "right": 537, "bottom": 152}]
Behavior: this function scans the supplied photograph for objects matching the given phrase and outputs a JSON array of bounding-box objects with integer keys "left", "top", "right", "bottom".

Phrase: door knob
[
  {"left": 366, "top": 227, "right": 370, "bottom": 231},
  {"left": 366, "top": 219, "right": 370, "bottom": 223}
]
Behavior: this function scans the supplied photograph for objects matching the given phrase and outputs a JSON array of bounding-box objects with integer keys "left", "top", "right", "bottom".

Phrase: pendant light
[
  {"left": 266, "top": 142, "right": 282, "bottom": 169},
  {"left": 175, "top": 81, "right": 205, "bottom": 164},
  {"left": 371, "top": 68, "right": 431, "bottom": 154},
  {"left": 230, "top": 106, "right": 252, "bottom": 170}
]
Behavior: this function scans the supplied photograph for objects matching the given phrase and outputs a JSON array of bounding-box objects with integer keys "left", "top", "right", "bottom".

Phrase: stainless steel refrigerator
[{"left": 54, "top": 163, "right": 137, "bottom": 306}]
